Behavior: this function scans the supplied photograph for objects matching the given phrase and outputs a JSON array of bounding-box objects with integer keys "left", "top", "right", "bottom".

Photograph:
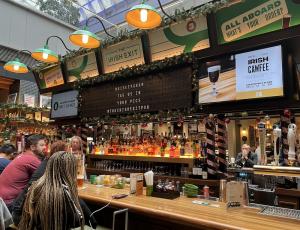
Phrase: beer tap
[
  {"left": 273, "top": 125, "right": 281, "bottom": 166},
  {"left": 288, "top": 123, "right": 297, "bottom": 165},
  {"left": 258, "top": 121, "right": 267, "bottom": 165}
]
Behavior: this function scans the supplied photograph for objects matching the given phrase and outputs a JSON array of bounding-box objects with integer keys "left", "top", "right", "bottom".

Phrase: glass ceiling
[{"left": 13, "top": 0, "right": 211, "bottom": 33}]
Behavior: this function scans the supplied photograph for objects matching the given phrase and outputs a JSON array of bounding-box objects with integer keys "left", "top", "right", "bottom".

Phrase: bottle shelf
[{"left": 87, "top": 154, "right": 196, "bottom": 166}]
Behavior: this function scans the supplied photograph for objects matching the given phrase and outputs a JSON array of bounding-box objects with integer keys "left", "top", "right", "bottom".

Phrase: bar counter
[{"left": 79, "top": 184, "right": 300, "bottom": 230}]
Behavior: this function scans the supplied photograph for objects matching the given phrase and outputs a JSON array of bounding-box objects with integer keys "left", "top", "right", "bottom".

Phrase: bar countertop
[{"left": 79, "top": 184, "right": 300, "bottom": 230}]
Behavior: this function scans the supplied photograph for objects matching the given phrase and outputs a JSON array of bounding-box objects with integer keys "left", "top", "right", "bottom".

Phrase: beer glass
[
  {"left": 76, "top": 154, "right": 85, "bottom": 189},
  {"left": 207, "top": 65, "right": 221, "bottom": 96}
]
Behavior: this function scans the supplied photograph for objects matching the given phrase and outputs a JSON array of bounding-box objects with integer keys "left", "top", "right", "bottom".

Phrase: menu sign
[
  {"left": 66, "top": 52, "right": 99, "bottom": 82},
  {"left": 38, "top": 65, "right": 64, "bottom": 89},
  {"left": 216, "top": 0, "right": 300, "bottom": 44},
  {"left": 101, "top": 38, "right": 145, "bottom": 73},
  {"left": 198, "top": 45, "right": 283, "bottom": 104},
  {"left": 81, "top": 67, "right": 192, "bottom": 117},
  {"left": 148, "top": 15, "right": 210, "bottom": 61}
]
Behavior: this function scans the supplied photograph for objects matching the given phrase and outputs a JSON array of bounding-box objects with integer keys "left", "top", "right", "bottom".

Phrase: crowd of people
[{"left": 0, "top": 135, "right": 97, "bottom": 230}]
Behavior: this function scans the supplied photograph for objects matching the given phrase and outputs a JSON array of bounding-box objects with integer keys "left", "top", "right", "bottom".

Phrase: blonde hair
[
  {"left": 19, "top": 151, "right": 84, "bottom": 230},
  {"left": 70, "top": 136, "right": 83, "bottom": 153}
]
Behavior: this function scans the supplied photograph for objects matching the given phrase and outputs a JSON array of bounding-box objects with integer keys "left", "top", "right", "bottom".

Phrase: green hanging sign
[
  {"left": 148, "top": 15, "right": 209, "bottom": 61},
  {"left": 216, "top": 0, "right": 300, "bottom": 44}
]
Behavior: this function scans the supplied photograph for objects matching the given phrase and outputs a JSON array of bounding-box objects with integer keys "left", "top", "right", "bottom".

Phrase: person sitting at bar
[
  {"left": 12, "top": 141, "right": 97, "bottom": 228},
  {"left": 0, "top": 135, "right": 45, "bottom": 210},
  {"left": 18, "top": 151, "right": 84, "bottom": 230},
  {"left": 0, "top": 144, "right": 17, "bottom": 174},
  {"left": 235, "top": 144, "right": 258, "bottom": 168}
]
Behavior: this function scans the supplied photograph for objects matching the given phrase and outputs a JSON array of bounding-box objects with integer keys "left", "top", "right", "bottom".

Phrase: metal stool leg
[{"left": 112, "top": 208, "right": 128, "bottom": 230}]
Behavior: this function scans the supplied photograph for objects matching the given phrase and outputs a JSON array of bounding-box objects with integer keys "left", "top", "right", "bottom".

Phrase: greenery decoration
[
  {"left": 74, "top": 52, "right": 194, "bottom": 89},
  {"left": 162, "top": 0, "right": 230, "bottom": 26},
  {"left": 0, "top": 103, "right": 50, "bottom": 113}
]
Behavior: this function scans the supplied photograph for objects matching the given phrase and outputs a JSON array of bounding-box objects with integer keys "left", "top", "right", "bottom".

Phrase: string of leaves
[{"left": 0, "top": 103, "right": 50, "bottom": 113}]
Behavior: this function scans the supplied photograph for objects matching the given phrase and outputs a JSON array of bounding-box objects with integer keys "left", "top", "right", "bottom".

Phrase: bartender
[{"left": 235, "top": 144, "right": 258, "bottom": 168}]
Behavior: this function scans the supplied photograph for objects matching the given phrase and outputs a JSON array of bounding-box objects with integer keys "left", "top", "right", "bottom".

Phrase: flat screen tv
[{"left": 198, "top": 45, "right": 284, "bottom": 104}]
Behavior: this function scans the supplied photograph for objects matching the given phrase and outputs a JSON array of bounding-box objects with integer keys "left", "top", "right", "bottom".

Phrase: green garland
[
  {"left": 0, "top": 103, "right": 50, "bottom": 113},
  {"left": 74, "top": 52, "right": 194, "bottom": 89},
  {"left": 81, "top": 108, "right": 197, "bottom": 125}
]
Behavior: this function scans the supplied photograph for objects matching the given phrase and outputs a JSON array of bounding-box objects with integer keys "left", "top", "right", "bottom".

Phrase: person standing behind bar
[
  {"left": 0, "top": 144, "right": 17, "bottom": 174},
  {"left": 0, "top": 135, "right": 45, "bottom": 209},
  {"left": 19, "top": 151, "right": 84, "bottom": 230},
  {"left": 235, "top": 144, "right": 258, "bottom": 168}
]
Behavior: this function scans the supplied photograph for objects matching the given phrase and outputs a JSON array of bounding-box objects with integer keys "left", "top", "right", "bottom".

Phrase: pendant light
[
  {"left": 69, "top": 16, "right": 115, "bottom": 49},
  {"left": 32, "top": 36, "right": 71, "bottom": 63},
  {"left": 4, "top": 50, "right": 32, "bottom": 74},
  {"left": 125, "top": 0, "right": 175, "bottom": 30}
]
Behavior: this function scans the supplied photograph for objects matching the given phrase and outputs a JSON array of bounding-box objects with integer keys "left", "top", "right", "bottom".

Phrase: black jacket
[{"left": 12, "top": 159, "right": 97, "bottom": 228}]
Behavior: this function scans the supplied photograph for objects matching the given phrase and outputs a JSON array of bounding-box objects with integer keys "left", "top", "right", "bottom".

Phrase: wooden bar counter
[{"left": 79, "top": 184, "right": 300, "bottom": 230}]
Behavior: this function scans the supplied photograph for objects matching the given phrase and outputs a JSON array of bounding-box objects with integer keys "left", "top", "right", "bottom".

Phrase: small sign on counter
[{"left": 130, "top": 173, "right": 143, "bottom": 196}]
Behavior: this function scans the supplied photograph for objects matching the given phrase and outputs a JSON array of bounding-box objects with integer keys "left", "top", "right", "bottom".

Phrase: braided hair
[{"left": 19, "top": 151, "right": 84, "bottom": 230}]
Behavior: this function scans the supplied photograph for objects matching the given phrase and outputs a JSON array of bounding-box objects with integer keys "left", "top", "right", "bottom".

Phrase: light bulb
[
  {"left": 13, "top": 65, "right": 19, "bottom": 71},
  {"left": 140, "top": 9, "right": 148, "bottom": 22},
  {"left": 82, "top": 34, "right": 89, "bottom": 44},
  {"left": 42, "top": 52, "right": 48, "bottom": 60}
]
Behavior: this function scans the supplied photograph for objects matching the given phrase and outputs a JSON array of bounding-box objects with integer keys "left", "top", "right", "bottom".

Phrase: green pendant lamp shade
[
  {"left": 126, "top": 2, "right": 162, "bottom": 29},
  {"left": 31, "top": 45, "right": 59, "bottom": 63},
  {"left": 69, "top": 28, "right": 101, "bottom": 49},
  {"left": 4, "top": 58, "right": 29, "bottom": 74}
]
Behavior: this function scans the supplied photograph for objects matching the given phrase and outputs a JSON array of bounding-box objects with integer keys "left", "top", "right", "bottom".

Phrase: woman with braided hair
[{"left": 19, "top": 151, "right": 84, "bottom": 230}]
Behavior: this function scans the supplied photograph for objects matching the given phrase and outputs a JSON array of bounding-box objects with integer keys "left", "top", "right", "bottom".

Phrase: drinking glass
[{"left": 207, "top": 65, "right": 221, "bottom": 96}]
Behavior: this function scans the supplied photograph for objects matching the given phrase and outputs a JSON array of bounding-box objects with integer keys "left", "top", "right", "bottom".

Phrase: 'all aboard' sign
[{"left": 216, "top": 0, "right": 300, "bottom": 44}]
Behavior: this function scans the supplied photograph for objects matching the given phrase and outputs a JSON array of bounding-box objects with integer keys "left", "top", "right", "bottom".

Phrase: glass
[
  {"left": 77, "top": 175, "right": 84, "bottom": 188},
  {"left": 207, "top": 65, "right": 221, "bottom": 96},
  {"left": 75, "top": 154, "right": 85, "bottom": 189}
]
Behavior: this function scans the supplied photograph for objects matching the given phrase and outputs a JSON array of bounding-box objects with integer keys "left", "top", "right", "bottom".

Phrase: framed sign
[
  {"left": 7, "top": 93, "right": 17, "bottom": 104},
  {"left": 51, "top": 90, "right": 78, "bottom": 119},
  {"left": 35, "top": 112, "right": 42, "bottom": 121},
  {"left": 40, "top": 95, "right": 51, "bottom": 108},
  {"left": 66, "top": 52, "right": 99, "bottom": 82},
  {"left": 101, "top": 38, "right": 145, "bottom": 73},
  {"left": 81, "top": 67, "right": 192, "bottom": 117},
  {"left": 24, "top": 94, "right": 35, "bottom": 107},
  {"left": 37, "top": 64, "right": 65, "bottom": 89},
  {"left": 148, "top": 15, "right": 210, "bottom": 61},
  {"left": 216, "top": 0, "right": 300, "bottom": 44}
]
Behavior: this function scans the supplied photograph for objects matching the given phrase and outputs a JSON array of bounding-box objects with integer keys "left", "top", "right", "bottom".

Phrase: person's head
[
  {"left": 49, "top": 141, "right": 67, "bottom": 157},
  {"left": 70, "top": 136, "right": 82, "bottom": 152},
  {"left": 25, "top": 134, "right": 46, "bottom": 157},
  {"left": 241, "top": 144, "right": 250, "bottom": 154},
  {"left": 0, "top": 144, "right": 17, "bottom": 160},
  {"left": 19, "top": 151, "right": 84, "bottom": 230}
]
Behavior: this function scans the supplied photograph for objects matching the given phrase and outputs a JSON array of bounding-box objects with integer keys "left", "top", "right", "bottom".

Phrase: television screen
[
  {"left": 51, "top": 90, "right": 78, "bottom": 119},
  {"left": 198, "top": 45, "right": 284, "bottom": 104}
]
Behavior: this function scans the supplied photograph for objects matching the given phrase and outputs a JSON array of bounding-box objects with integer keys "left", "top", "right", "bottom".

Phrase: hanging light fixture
[
  {"left": 125, "top": 0, "right": 175, "bottom": 30},
  {"left": 4, "top": 50, "right": 32, "bottom": 74},
  {"left": 69, "top": 16, "right": 115, "bottom": 49},
  {"left": 31, "top": 36, "right": 71, "bottom": 63}
]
